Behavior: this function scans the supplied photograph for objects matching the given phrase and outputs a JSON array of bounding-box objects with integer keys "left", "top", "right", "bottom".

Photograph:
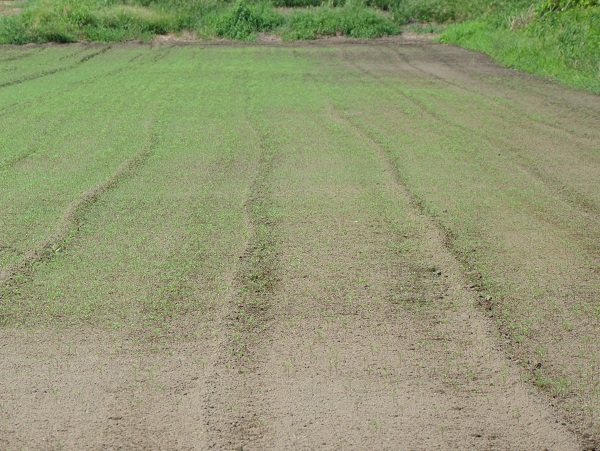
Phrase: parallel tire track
[
  {"left": 319, "top": 93, "right": 459, "bottom": 265},
  {"left": 0, "top": 122, "right": 158, "bottom": 313},
  {"left": 205, "top": 122, "right": 279, "bottom": 450},
  {"left": 319, "top": 93, "right": 597, "bottom": 447},
  {"left": 386, "top": 46, "right": 585, "bottom": 140},
  {"left": 0, "top": 47, "right": 44, "bottom": 63},
  {"left": 0, "top": 52, "right": 144, "bottom": 119},
  {"left": 0, "top": 46, "right": 111, "bottom": 90},
  {"left": 342, "top": 49, "right": 600, "bottom": 222}
]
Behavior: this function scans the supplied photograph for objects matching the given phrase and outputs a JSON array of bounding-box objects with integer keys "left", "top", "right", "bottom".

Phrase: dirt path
[{"left": 0, "top": 41, "right": 597, "bottom": 449}]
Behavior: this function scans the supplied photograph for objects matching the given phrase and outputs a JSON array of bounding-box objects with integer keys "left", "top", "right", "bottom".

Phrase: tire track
[
  {"left": 0, "top": 46, "right": 111, "bottom": 90},
  {"left": 320, "top": 93, "right": 590, "bottom": 307},
  {"left": 317, "top": 92, "right": 598, "bottom": 446},
  {"left": 385, "top": 45, "right": 588, "bottom": 141},
  {"left": 0, "top": 47, "right": 44, "bottom": 63},
  {"left": 243, "top": 86, "right": 579, "bottom": 450},
  {"left": 204, "top": 120, "right": 280, "bottom": 449},
  {"left": 148, "top": 45, "right": 173, "bottom": 63},
  {"left": 0, "top": 112, "right": 66, "bottom": 171},
  {"left": 340, "top": 49, "right": 600, "bottom": 223},
  {"left": 0, "top": 119, "right": 158, "bottom": 314},
  {"left": 387, "top": 45, "right": 600, "bottom": 218},
  {"left": 313, "top": 85, "right": 490, "bottom": 300},
  {"left": 0, "top": 52, "right": 144, "bottom": 119},
  {"left": 317, "top": 89, "right": 459, "bottom": 268}
]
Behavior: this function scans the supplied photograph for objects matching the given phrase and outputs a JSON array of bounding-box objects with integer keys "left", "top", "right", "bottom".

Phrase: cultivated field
[{"left": 0, "top": 41, "right": 598, "bottom": 449}]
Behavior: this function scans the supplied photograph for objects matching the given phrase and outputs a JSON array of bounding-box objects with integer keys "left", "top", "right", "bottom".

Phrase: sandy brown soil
[{"left": 1, "top": 39, "right": 597, "bottom": 449}]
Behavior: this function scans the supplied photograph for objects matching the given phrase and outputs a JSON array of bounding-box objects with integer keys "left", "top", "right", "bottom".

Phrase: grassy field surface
[{"left": 0, "top": 42, "right": 598, "bottom": 448}]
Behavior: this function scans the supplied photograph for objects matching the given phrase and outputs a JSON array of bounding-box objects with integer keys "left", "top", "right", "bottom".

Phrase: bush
[
  {"left": 203, "top": 0, "right": 284, "bottom": 40},
  {"left": 536, "top": 0, "right": 599, "bottom": 14},
  {"left": 92, "top": 5, "right": 180, "bottom": 35},
  {"left": 271, "top": 0, "right": 326, "bottom": 7},
  {"left": 282, "top": 1, "right": 398, "bottom": 39},
  {"left": 0, "top": 15, "right": 31, "bottom": 44},
  {"left": 390, "top": 0, "right": 458, "bottom": 25}
]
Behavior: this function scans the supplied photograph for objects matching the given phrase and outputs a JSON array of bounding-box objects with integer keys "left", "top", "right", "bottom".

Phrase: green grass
[
  {"left": 1, "top": 0, "right": 598, "bottom": 93},
  {"left": 440, "top": 1, "right": 600, "bottom": 92},
  {"left": 0, "top": 41, "right": 598, "bottom": 439},
  {"left": 0, "top": 0, "right": 400, "bottom": 43},
  {"left": 279, "top": 1, "right": 398, "bottom": 39},
  {"left": 0, "top": 46, "right": 260, "bottom": 330}
]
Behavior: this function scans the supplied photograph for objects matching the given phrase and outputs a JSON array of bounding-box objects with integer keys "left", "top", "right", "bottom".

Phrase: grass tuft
[
  {"left": 281, "top": 0, "right": 398, "bottom": 39},
  {"left": 202, "top": 0, "right": 284, "bottom": 40}
]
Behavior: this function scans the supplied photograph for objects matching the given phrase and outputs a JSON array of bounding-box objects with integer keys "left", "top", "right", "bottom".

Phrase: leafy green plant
[
  {"left": 391, "top": 0, "right": 458, "bottom": 25},
  {"left": 203, "top": 0, "right": 283, "bottom": 40},
  {"left": 537, "top": 0, "right": 599, "bottom": 14},
  {"left": 281, "top": 0, "right": 398, "bottom": 39}
]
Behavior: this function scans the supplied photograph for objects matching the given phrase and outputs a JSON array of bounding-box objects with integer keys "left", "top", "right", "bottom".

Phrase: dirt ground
[{"left": 0, "top": 39, "right": 598, "bottom": 449}]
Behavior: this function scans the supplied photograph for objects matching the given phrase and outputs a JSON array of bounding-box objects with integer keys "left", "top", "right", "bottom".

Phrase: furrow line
[
  {"left": 0, "top": 112, "right": 66, "bottom": 171},
  {"left": 319, "top": 93, "right": 458, "bottom": 266},
  {"left": 318, "top": 94, "right": 498, "bottom": 312},
  {"left": 231, "top": 127, "right": 279, "bottom": 359},
  {"left": 149, "top": 45, "right": 173, "bottom": 63},
  {"left": 0, "top": 47, "right": 44, "bottom": 63},
  {"left": 342, "top": 55, "right": 453, "bottom": 132},
  {"left": 0, "top": 123, "right": 158, "bottom": 307},
  {"left": 321, "top": 96, "right": 593, "bottom": 361},
  {"left": 204, "top": 122, "right": 279, "bottom": 449},
  {"left": 0, "top": 46, "right": 111, "bottom": 90},
  {"left": 315, "top": 93, "right": 583, "bottom": 450},
  {"left": 57, "top": 47, "right": 93, "bottom": 62},
  {"left": 0, "top": 52, "right": 144, "bottom": 119},
  {"left": 318, "top": 97, "right": 509, "bottom": 329},
  {"left": 386, "top": 45, "right": 586, "bottom": 140},
  {"left": 343, "top": 52, "right": 599, "bottom": 224}
]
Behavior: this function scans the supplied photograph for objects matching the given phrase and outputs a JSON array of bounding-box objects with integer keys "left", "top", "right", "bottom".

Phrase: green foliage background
[{"left": 0, "top": 0, "right": 598, "bottom": 90}]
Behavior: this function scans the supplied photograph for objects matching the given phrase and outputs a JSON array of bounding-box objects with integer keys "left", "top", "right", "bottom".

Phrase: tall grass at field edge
[
  {"left": 440, "top": 3, "right": 600, "bottom": 93},
  {"left": 0, "top": 0, "right": 401, "bottom": 43}
]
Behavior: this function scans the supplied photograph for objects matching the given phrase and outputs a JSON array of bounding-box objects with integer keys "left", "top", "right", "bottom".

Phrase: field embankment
[{"left": 0, "top": 42, "right": 598, "bottom": 448}]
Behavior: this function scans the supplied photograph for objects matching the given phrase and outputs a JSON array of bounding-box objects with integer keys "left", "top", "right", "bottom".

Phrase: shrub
[
  {"left": 390, "top": 0, "right": 458, "bottom": 25},
  {"left": 282, "top": 1, "right": 398, "bottom": 39},
  {"left": 204, "top": 0, "right": 284, "bottom": 40}
]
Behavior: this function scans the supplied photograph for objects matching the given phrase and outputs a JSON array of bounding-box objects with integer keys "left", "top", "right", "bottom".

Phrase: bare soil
[{"left": 0, "top": 39, "right": 598, "bottom": 449}]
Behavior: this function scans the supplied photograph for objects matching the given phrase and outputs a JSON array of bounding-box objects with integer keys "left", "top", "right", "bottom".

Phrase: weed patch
[
  {"left": 202, "top": 0, "right": 283, "bottom": 40},
  {"left": 281, "top": 1, "right": 398, "bottom": 39},
  {"left": 441, "top": 2, "right": 600, "bottom": 92}
]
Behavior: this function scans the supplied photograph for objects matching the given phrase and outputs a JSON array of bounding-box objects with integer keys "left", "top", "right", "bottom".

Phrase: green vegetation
[
  {"left": 0, "top": 0, "right": 399, "bottom": 43},
  {"left": 1, "top": 45, "right": 598, "bottom": 437},
  {"left": 440, "top": 0, "right": 600, "bottom": 92},
  {"left": 1, "top": 0, "right": 597, "bottom": 91},
  {"left": 0, "top": 46, "right": 258, "bottom": 331},
  {"left": 279, "top": 2, "right": 398, "bottom": 39}
]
